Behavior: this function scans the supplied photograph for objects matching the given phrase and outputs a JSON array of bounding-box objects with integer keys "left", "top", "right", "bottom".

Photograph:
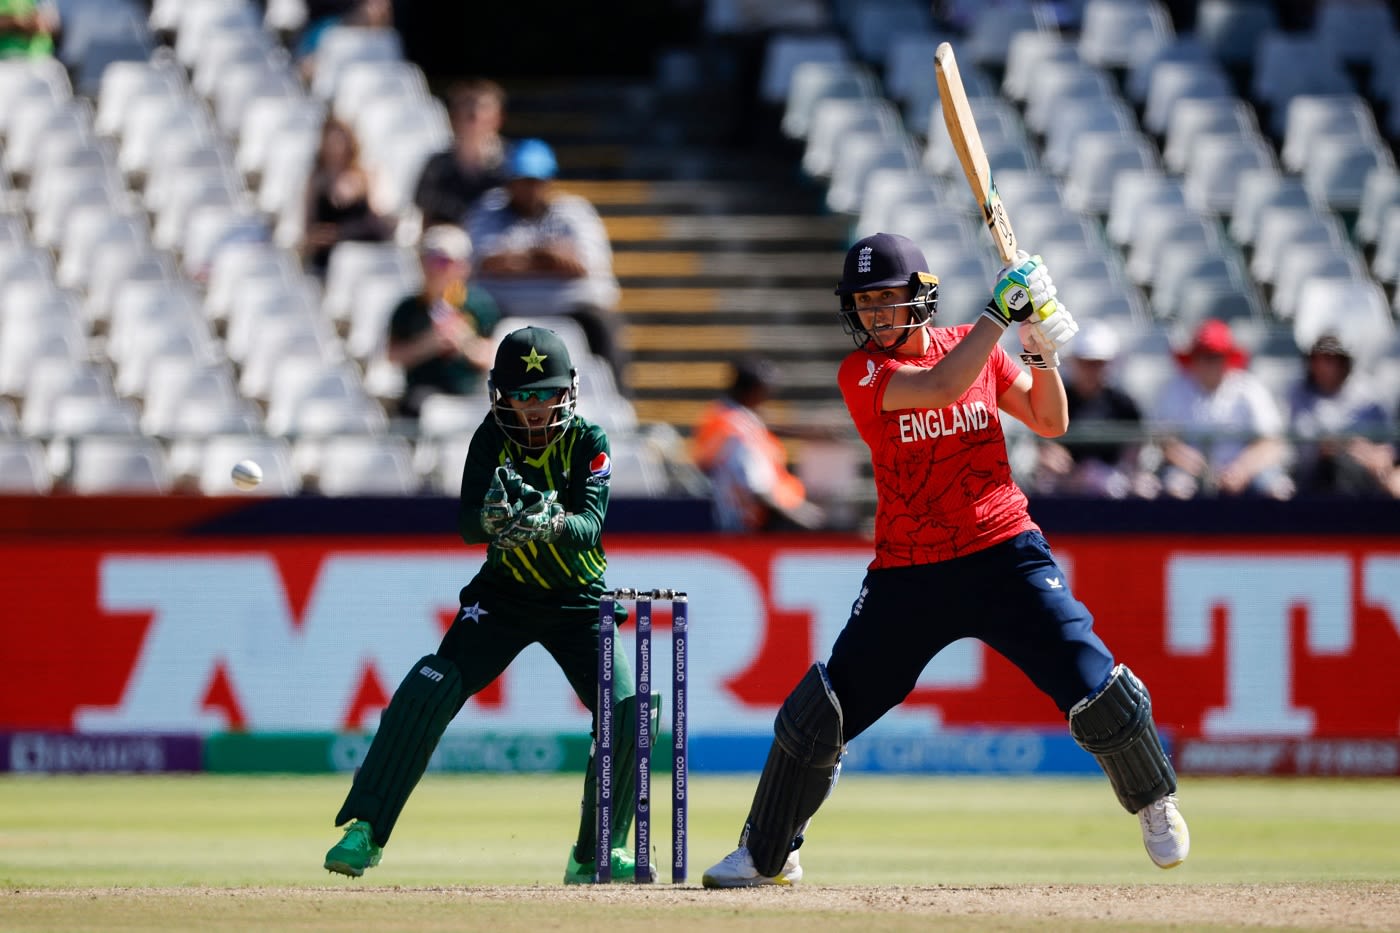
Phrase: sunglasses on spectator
[{"left": 506, "top": 388, "right": 559, "bottom": 402}]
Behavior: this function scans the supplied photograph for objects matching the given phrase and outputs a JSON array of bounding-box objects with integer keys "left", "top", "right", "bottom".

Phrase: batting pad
[
  {"left": 1069, "top": 664, "right": 1177, "bottom": 813},
  {"left": 744, "top": 663, "right": 844, "bottom": 877},
  {"left": 335, "top": 654, "right": 463, "bottom": 846}
]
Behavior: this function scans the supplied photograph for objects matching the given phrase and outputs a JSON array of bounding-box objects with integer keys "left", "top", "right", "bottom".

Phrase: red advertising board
[{"left": 3, "top": 534, "right": 1398, "bottom": 747}]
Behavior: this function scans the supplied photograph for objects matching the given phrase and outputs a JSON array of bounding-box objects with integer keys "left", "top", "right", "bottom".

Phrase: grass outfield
[{"left": 2, "top": 774, "right": 1397, "bottom": 931}]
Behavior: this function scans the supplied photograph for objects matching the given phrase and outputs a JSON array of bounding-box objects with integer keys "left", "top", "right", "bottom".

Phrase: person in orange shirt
[{"left": 691, "top": 358, "right": 824, "bottom": 531}]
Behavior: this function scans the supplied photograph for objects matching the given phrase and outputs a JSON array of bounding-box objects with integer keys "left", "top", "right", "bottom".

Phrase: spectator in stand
[
  {"left": 387, "top": 224, "right": 501, "bottom": 419},
  {"left": 1149, "top": 318, "right": 1293, "bottom": 500},
  {"left": 300, "top": 115, "right": 394, "bottom": 279},
  {"left": 0, "top": 0, "right": 58, "bottom": 58},
  {"left": 466, "top": 137, "right": 628, "bottom": 393},
  {"left": 413, "top": 79, "right": 509, "bottom": 228},
  {"left": 691, "top": 357, "right": 825, "bottom": 531},
  {"left": 1033, "top": 321, "right": 1158, "bottom": 498},
  {"left": 1286, "top": 333, "right": 1397, "bottom": 497}
]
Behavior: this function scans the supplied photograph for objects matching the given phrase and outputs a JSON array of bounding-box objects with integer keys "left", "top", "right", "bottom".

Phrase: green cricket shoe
[
  {"left": 325, "top": 820, "right": 382, "bottom": 877},
  {"left": 563, "top": 846, "right": 654, "bottom": 884}
]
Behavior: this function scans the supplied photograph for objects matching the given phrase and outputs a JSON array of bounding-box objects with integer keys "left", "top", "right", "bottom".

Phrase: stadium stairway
[{"left": 499, "top": 74, "right": 858, "bottom": 441}]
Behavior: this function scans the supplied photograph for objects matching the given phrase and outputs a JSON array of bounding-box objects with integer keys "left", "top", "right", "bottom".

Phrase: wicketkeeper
[
  {"left": 702, "top": 233, "right": 1189, "bottom": 887},
  {"left": 325, "top": 325, "right": 653, "bottom": 883}
]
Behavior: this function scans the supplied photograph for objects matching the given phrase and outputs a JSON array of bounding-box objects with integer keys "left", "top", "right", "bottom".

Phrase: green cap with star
[{"left": 490, "top": 326, "right": 575, "bottom": 392}]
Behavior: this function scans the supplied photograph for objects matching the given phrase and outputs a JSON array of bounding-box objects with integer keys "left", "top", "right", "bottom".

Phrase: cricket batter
[
  {"left": 325, "top": 326, "right": 651, "bottom": 883},
  {"left": 702, "top": 233, "right": 1190, "bottom": 887}
]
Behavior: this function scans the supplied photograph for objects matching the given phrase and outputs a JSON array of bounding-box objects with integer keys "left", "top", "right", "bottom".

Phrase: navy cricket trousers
[{"left": 824, "top": 529, "right": 1115, "bottom": 742}]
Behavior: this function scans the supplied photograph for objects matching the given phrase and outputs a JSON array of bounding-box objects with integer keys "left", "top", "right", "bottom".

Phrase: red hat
[{"left": 1174, "top": 318, "right": 1248, "bottom": 370}]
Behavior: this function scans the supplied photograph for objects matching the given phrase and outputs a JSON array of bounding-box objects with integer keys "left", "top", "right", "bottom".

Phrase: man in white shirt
[{"left": 1150, "top": 318, "right": 1294, "bottom": 499}]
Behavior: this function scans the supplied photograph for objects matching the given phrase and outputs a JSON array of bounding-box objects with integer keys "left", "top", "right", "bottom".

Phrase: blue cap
[
  {"left": 835, "top": 232, "right": 930, "bottom": 296},
  {"left": 506, "top": 138, "right": 558, "bottom": 180}
]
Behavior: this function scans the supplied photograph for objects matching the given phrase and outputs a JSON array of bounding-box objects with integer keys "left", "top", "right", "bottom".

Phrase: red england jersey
[{"left": 837, "top": 325, "right": 1038, "bottom": 568}]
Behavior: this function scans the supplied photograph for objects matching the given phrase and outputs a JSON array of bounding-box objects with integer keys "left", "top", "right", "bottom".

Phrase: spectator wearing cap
[
  {"left": 465, "top": 138, "right": 628, "bottom": 393},
  {"left": 386, "top": 224, "right": 502, "bottom": 419},
  {"left": 1286, "top": 333, "right": 1397, "bottom": 497},
  {"left": 412, "top": 78, "right": 509, "bottom": 228},
  {"left": 1033, "top": 321, "right": 1158, "bottom": 498},
  {"left": 1149, "top": 318, "right": 1294, "bottom": 500},
  {"left": 690, "top": 357, "right": 825, "bottom": 531}
]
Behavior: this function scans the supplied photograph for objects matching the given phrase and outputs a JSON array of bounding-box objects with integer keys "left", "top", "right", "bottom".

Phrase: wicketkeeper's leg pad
[
  {"left": 743, "top": 663, "right": 845, "bottom": 876},
  {"left": 1069, "top": 664, "right": 1177, "bottom": 813},
  {"left": 335, "top": 655, "right": 463, "bottom": 845},
  {"left": 573, "top": 692, "right": 659, "bottom": 862}
]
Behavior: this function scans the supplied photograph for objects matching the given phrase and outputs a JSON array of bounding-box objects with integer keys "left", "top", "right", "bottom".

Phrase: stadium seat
[
  {"left": 1105, "top": 170, "right": 1180, "bottom": 248},
  {"left": 65, "top": 436, "right": 170, "bottom": 494},
  {"left": 1194, "top": 0, "right": 1277, "bottom": 72},
  {"left": 1226, "top": 169, "right": 1306, "bottom": 249},
  {"left": 1125, "top": 35, "right": 1212, "bottom": 108},
  {"left": 1003, "top": 30, "right": 1078, "bottom": 105},
  {"left": 1124, "top": 205, "right": 1219, "bottom": 287},
  {"left": 802, "top": 96, "right": 901, "bottom": 180},
  {"left": 1162, "top": 96, "right": 1262, "bottom": 174},
  {"left": 197, "top": 434, "right": 301, "bottom": 495},
  {"left": 1371, "top": 206, "right": 1400, "bottom": 287},
  {"left": 1023, "top": 60, "right": 1119, "bottom": 138},
  {"left": 1077, "top": 0, "right": 1173, "bottom": 70},
  {"left": 0, "top": 438, "right": 53, "bottom": 493},
  {"left": 847, "top": 0, "right": 930, "bottom": 66},
  {"left": 1062, "top": 130, "right": 1160, "bottom": 214},
  {"left": 309, "top": 435, "right": 417, "bottom": 496},
  {"left": 965, "top": 1, "right": 1045, "bottom": 69},
  {"left": 1269, "top": 241, "right": 1366, "bottom": 320},
  {"left": 1249, "top": 205, "right": 1347, "bottom": 286},
  {"left": 1142, "top": 60, "right": 1234, "bottom": 136},
  {"left": 1181, "top": 132, "right": 1279, "bottom": 216},
  {"left": 1043, "top": 96, "right": 1138, "bottom": 176},
  {"left": 1250, "top": 32, "right": 1355, "bottom": 138},
  {"left": 1293, "top": 276, "right": 1396, "bottom": 364},
  {"left": 20, "top": 361, "right": 117, "bottom": 438},
  {"left": 759, "top": 32, "right": 850, "bottom": 106},
  {"left": 853, "top": 167, "right": 944, "bottom": 240},
  {"left": 825, "top": 131, "right": 919, "bottom": 215},
  {"left": 780, "top": 58, "right": 875, "bottom": 142},
  {"left": 1314, "top": 0, "right": 1396, "bottom": 69},
  {"left": 1355, "top": 167, "right": 1400, "bottom": 249},
  {"left": 882, "top": 30, "right": 949, "bottom": 108},
  {"left": 1174, "top": 280, "right": 1266, "bottom": 327},
  {"left": 1300, "top": 136, "right": 1397, "bottom": 213}
]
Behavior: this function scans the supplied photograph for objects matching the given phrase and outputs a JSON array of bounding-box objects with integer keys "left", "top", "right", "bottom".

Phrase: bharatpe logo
[{"left": 857, "top": 245, "right": 873, "bottom": 273}]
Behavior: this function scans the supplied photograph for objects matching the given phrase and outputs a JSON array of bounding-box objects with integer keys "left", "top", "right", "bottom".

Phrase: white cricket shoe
[
  {"left": 1137, "top": 793, "right": 1190, "bottom": 869},
  {"left": 701, "top": 846, "right": 803, "bottom": 888}
]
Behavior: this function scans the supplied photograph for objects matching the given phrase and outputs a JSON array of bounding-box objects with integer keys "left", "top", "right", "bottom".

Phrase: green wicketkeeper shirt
[{"left": 456, "top": 413, "right": 612, "bottom": 609}]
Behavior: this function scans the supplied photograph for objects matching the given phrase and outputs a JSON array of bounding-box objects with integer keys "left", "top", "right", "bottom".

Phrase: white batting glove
[
  {"left": 1028, "top": 301, "right": 1079, "bottom": 352},
  {"left": 1018, "top": 321, "right": 1060, "bottom": 370},
  {"left": 980, "top": 252, "right": 1058, "bottom": 329}
]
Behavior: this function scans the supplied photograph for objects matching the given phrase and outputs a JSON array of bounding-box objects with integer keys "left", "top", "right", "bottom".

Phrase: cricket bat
[{"left": 934, "top": 41, "right": 1020, "bottom": 265}]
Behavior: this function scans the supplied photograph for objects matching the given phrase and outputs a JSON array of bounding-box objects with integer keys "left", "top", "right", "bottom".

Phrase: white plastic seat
[
  {"left": 1301, "top": 136, "right": 1397, "bottom": 213},
  {"left": 1062, "top": 131, "right": 1160, "bottom": 214},
  {"left": 1355, "top": 167, "right": 1400, "bottom": 249},
  {"left": 332, "top": 59, "right": 428, "bottom": 127},
  {"left": 190, "top": 28, "right": 276, "bottom": 100},
  {"left": 65, "top": 436, "right": 170, "bottom": 494},
  {"left": 882, "top": 30, "right": 948, "bottom": 107},
  {"left": 238, "top": 322, "right": 344, "bottom": 403},
  {"left": 1182, "top": 132, "right": 1279, "bottom": 215},
  {"left": 1150, "top": 246, "right": 1245, "bottom": 320},
  {"left": 1250, "top": 32, "right": 1355, "bottom": 137},
  {"left": 1043, "top": 97, "right": 1139, "bottom": 177},
  {"left": 55, "top": 207, "right": 147, "bottom": 290},
  {"left": 212, "top": 61, "right": 302, "bottom": 139},
  {"left": 848, "top": 1, "right": 930, "bottom": 65},
  {"left": 345, "top": 273, "right": 414, "bottom": 363},
  {"left": 1175, "top": 281, "right": 1265, "bottom": 327},
  {"left": 1281, "top": 94, "right": 1384, "bottom": 173},
  {"left": 173, "top": 1, "right": 263, "bottom": 70},
  {"left": 197, "top": 433, "right": 301, "bottom": 495},
  {"left": 1125, "top": 35, "right": 1212, "bottom": 107},
  {"left": 965, "top": 1, "right": 1044, "bottom": 69},
  {"left": 139, "top": 359, "right": 245, "bottom": 438},
  {"left": 1370, "top": 206, "right": 1400, "bottom": 287},
  {"left": 3, "top": 97, "right": 92, "bottom": 181},
  {"left": 1143, "top": 60, "right": 1235, "bottom": 136},
  {"left": 417, "top": 392, "right": 492, "bottom": 437},
  {"left": 1077, "top": 0, "right": 1173, "bottom": 69},
  {"left": 1024, "top": 60, "right": 1120, "bottom": 138},
  {"left": 21, "top": 361, "right": 116, "bottom": 437},
  {"left": 93, "top": 57, "right": 185, "bottom": 138},
  {"left": 0, "top": 57, "right": 71, "bottom": 139},
  {"left": 802, "top": 96, "right": 902, "bottom": 180},
  {"left": 203, "top": 240, "right": 300, "bottom": 325},
  {"left": 1162, "top": 96, "right": 1262, "bottom": 174},
  {"left": 310, "top": 26, "right": 405, "bottom": 101},
  {"left": 1124, "top": 206, "right": 1219, "bottom": 287},
  {"left": 264, "top": 360, "right": 372, "bottom": 437},
  {"left": 1105, "top": 170, "right": 1181, "bottom": 247},
  {"left": 1270, "top": 242, "right": 1365, "bottom": 320},
  {"left": 224, "top": 277, "right": 323, "bottom": 363},
  {"left": 0, "top": 316, "right": 87, "bottom": 398},
  {"left": 605, "top": 435, "right": 669, "bottom": 497},
  {"left": 0, "top": 438, "right": 53, "bottom": 493},
  {"left": 781, "top": 58, "right": 874, "bottom": 142},
  {"left": 181, "top": 204, "right": 270, "bottom": 281},
  {"left": 423, "top": 435, "right": 472, "bottom": 495},
  {"left": 825, "top": 130, "right": 918, "bottom": 215},
  {"left": 235, "top": 95, "right": 324, "bottom": 180},
  {"left": 853, "top": 168, "right": 943, "bottom": 240},
  {"left": 1003, "top": 30, "right": 1078, "bottom": 104},
  {"left": 1249, "top": 205, "right": 1347, "bottom": 285},
  {"left": 308, "top": 435, "right": 416, "bottom": 497},
  {"left": 117, "top": 94, "right": 214, "bottom": 183},
  {"left": 1226, "top": 170, "right": 1306, "bottom": 248},
  {"left": 321, "top": 241, "right": 420, "bottom": 327},
  {"left": 759, "top": 32, "right": 849, "bottom": 106}
]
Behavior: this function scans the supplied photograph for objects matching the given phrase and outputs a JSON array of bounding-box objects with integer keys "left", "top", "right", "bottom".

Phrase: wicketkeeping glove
[
  {"left": 480, "top": 465, "right": 523, "bottom": 535},
  {"left": 981, "top": 251, "right": 1058, "bottom": 330},
  {"left": 494, "top": 488, "right": 566, "bottom": 551}
]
